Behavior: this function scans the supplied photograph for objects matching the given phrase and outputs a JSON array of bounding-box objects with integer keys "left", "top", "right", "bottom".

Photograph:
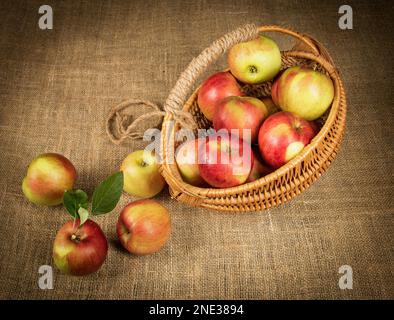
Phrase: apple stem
[
  {"left": 248, "top": 65, "right": 258, "bottom": 74},
  {"left": 70, "top": 233, "right": 81, "bottom": 242},
  {"left": 140, "top": 160, "right": 148, "bottom": 167}
]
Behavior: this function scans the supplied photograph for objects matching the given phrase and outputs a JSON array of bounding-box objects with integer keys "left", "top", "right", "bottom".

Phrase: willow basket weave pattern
[{"left": 160, "top": 25, "right": 346, "bottom": 212}]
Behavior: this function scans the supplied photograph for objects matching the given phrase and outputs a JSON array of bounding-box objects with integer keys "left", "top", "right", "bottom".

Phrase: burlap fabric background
[{"left": 0, "top": 0, "right": 393, "bottom": 299}]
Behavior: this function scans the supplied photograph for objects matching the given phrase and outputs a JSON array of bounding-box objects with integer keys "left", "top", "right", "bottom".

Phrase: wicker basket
[{"left": 159, "top": 25, "right": 346, "bottom": 212}]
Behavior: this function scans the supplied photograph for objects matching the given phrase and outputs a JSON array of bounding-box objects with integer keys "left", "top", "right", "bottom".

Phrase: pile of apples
[
  {"left": 176, "top": 34, "right": 334, "bottom": 188},
  {"left": 22, "top": 151, "right": 170, "bottom": 276}
]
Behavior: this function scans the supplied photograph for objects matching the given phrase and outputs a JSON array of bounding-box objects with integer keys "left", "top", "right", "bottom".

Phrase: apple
[
  {"left": 117, "top": 199, "right": 171, "bottom": 255},
  {"left": 198, "top": 133, "right": 253, "bottom": 188},
  {"left": 197, "top": 71, "right": 243, "bottom": 121},
  {"left": 258, "top": 111, "right": 317, "bottom": 168},
  {"left": 121, "top": 150, "right": 166, "bottom": 198},
  {"left": 271, "top": 66, "right": 334, "bottom": 120},
  {"left": 246, "top": 149, "right": 274, "bottom": 182},
  {"left": 175, "top": 138, "right": 207, "bottom": 187},
  {"left": 228, "top": 35, "right": 281, "bottom": 84},
  {"left": 213, "top": 96, "right": 268, "bottom": 143},
  {"left": 53, "top": 219, "right": 108, "bottom": 276},
  {"left": 22, "top": 153, "right": 77, "bottom": 206}
]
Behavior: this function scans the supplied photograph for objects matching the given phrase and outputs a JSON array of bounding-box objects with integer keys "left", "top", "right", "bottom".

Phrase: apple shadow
[{"left": 109, "top": 238, "right": 131, "bottom": 256}]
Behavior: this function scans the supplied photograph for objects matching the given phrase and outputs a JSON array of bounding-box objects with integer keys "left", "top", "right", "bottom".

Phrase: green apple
[
  {"left": 120, "top": 150, "right": 166, "bottom": 198},
  {"left": 271, "top": 66, "right": 335, "bottom": 120},
  {"left": 228, "top": 35, "right": 281, "bottom": 84}
]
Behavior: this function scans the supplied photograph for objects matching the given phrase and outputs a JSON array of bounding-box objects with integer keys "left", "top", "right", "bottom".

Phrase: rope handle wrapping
[{"left": 106, "top": 99, "right": 164, "bottom": 145}]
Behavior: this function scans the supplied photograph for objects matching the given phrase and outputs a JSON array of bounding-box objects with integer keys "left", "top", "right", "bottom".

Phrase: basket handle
[
  {"left": 106, "top": 24, "right": 324, "bottom": 144},
  {"left": 163, "top": 24, "right": 259, "bottom": 129},
  {"left": 258, "top": 25, "right": 320, "bottom": 55},
  {"left": 163, "top": 24, "right": 322, "bottom": 128}
]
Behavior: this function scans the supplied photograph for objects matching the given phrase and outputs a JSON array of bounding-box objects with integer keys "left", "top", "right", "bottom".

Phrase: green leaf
[
  {"left": 78, "top": 207, "right": 89, "bottom": 226},
  {"left": 91, "top": 172, "right": 124, "bottom": 215},
  {"left": 63, "top": 189, "right": 88, "bottom": 218}
]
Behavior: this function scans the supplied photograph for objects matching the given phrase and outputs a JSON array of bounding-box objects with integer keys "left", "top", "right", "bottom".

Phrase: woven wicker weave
[{"left": 160, "top": 25, "right": 346, "bottom": 212}]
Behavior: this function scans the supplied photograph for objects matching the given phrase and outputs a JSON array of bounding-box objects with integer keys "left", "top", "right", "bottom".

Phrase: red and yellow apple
[
  {"left": 246, "top": 149, "right": 274, "bottom": 182},
  {"left": 22, "top": 153, "right": 77, "bottom": 206},
  {"left": 175, "top": 138, "right": 206, "bottom": 187},
  {"left": 53, "top": 219, "right": 108, "bottom": 276},
  {"left": 271, "top": 66, "right": 334, "bottom": 120},
  {"left": 258, "top": 111, "right": 317, "bottom": 168},
  {"left": 197, "top": 71, "right": 243, "bottom": 121},
  {"left": 198, "top": 133, "right": 253, "bottom": 188},
  {"left": 213, "top": 96, "right": 268, "bottom": 143},
  {"left": 228, "top": 35, "right": 281, "bottom": 84},
  {"left": 117, "top": 199, "right": 171, "bottom": 255},
  {"left": 121, "top": 150, "right": 166, "bottom": 198}
]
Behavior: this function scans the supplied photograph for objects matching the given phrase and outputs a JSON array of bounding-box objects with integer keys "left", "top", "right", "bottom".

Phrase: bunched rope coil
[
  {"left": 106, "top": 99, "right": 165, "bottom": 145},
  {"left": 106, "top": 24, "right": 259, "bottom": 145}
]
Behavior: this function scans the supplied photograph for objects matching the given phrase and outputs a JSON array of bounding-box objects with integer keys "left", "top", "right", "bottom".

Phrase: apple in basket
[
  {"left": 53, "top": 219, "right": 108, "bottom": 276},
  {"left": 271, "top": 66, "right": 335, "bottom": 120},
  {"left": 213, "top": 96, "right": 269, "bottom": 143},
  {"left": 246, "top": 148, "right": 274, "bottom": 183},
  {"left": 175, "top": 138, "right": 207, "bottom": 187},
  {"left": 117, "top": 200, "right": 171, "bottom": 255},
  {"left": 228, "top": 35, "right": 281, "bottom": 84},
  {"left": 22, "top": 153, "right": 77, "bottom": 206},
  {"left": 120, "top": 150, "right": 166, "bottom": 198},
  {"left": 198, "top": 133, "right": 253, "bottom": 188},
  {"left": 258, "top": 111, "right": 317, "bottom": 169},
  {"left": 197, "top": 71, "right": 243, "bottom": 121}
]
